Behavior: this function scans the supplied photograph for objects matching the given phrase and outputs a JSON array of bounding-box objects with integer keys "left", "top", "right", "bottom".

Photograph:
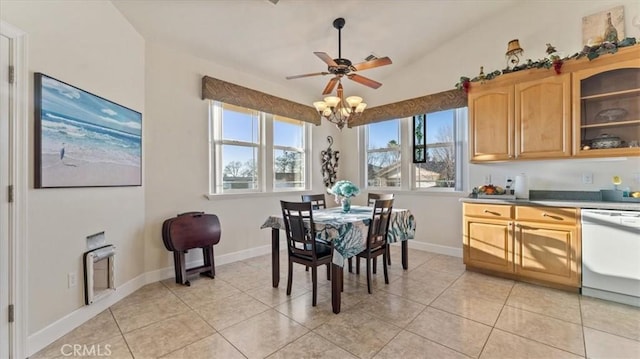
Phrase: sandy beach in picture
[{"left": 41, "top": 153, "right": 141, "bottom": 187}]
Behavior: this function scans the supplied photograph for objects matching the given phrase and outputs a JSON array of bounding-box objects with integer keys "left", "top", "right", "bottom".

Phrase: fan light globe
[
  {"left": 355, "top": 103, "right": 367, "bottom": 113},
  {"left": 313, "top": 101, "right": 328, "bottom": 112},
  {"left": 324, "top": 96, "right": 341, "bottom": 107},
  {"left": 345, "top": 96, "right": 363, "bottom": 108}
]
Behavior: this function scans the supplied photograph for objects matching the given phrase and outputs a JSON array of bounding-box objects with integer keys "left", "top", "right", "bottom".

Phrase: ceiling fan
[{"left": 286, "top": 17, "right": 392, "bottom": 95}]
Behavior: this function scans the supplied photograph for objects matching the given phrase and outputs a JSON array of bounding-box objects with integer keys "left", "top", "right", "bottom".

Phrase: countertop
[{"left": 460, "top": 197, "right": 640, "bottom": 211}]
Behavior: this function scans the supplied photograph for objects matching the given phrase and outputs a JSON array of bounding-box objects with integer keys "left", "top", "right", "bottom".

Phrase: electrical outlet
[
  {"left": 582, "top": 173, "right": 593, "bottom": 185},
  {"left": 484, "top": 175, "right": 492, "bottom": 184},
  {"left": 68, "top": 272, "right": 77, "bottom": 288}
]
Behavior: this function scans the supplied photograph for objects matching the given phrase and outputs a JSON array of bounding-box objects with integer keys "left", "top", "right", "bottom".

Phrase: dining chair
[
  {"left": 354, "top": 198, "right": 394, "bottom": 294},
  {"left": 301, "top": 194, "right": 327, "bottom": 210},
  {"left": 280, "top": 200, "right": 332, "bottom": 306},
  {"left": 368, "top": 193, "right": 394, "bottom": 266}
]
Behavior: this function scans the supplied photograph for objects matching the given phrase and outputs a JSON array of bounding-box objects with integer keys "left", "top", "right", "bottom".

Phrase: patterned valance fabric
[
  {"left": 201, "top": 76, "right": 320, "bottom": 125},
  {"left": 349, "top": 89, "right": 468, "bottom": 127}
]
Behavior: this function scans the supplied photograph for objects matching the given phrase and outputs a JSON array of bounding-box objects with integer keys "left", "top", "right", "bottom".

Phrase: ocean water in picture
[{"left": 38, "top": 74, "right": 142, "bottom": 187}]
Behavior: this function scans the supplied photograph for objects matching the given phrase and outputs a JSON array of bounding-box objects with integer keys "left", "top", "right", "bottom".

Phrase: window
[
  {"left": 363, "top": 107, "right": 466, "bottom": 191},
  {"left": 366, "top": 119, "right": 401, "bottom": 188},
  {"left": 415, "top": 109, "right": 458, "bottom": 189},
  {"left": 210, "top": 102, "right": 310, "bottom": 194},
  {"left": 273, "top": 115, "right": 305, "bottom": 189}
]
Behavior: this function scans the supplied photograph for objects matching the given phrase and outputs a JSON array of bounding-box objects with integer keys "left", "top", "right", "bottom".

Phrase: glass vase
[{"left": 341, "top": 197, "right": 351, "bottom": 213}]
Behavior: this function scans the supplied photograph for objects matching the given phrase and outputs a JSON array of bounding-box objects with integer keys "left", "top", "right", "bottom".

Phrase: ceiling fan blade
[
  {"left": 348, "top": 74, "right": 382, "bottom": 89},
  {"left": 286, "top": 72, "right": 329, "bottom": 80},
  {"left": 351, "top": 56, "right": 392, "bottom": 71},
  {"left": 322, "top": 77, "right": 339, "bottom": 95},
  {"left": 314, "top": 52, "right": 338, "bottom": 67}
]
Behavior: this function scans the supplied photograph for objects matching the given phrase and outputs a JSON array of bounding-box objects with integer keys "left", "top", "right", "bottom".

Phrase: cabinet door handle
[{"left": 483, "top": 210, "right": 500, "bottom": 216}]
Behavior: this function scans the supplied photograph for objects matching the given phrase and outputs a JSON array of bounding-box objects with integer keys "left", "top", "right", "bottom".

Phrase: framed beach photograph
[{"left": 34, "top": 73, "right": 142, "bottom": 188}]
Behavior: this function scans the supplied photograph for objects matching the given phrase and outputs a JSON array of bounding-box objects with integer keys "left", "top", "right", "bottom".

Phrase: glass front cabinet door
[{"left": 573, "top": 59, "right": 640, "bottom": 157}]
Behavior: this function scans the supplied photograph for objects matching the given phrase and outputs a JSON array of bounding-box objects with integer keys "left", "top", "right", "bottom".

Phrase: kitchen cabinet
[
  {"left": 463, "top": 203, "right": 513, "bottom": 272},
  {"left": 469, "top": 85, "right": 514, "bottom": 161},
  {"left": 572, "top": 58, "right": 640, "bottom": 158},
  {"left": 513, "top": 206, "right": 580, "bottom": 287},
  {"left": 515, "top": 74, "right": 572, "bottom": 159},
  {"left": 469, "top": 74, "right": 571, "bottom": 162},
  {"left": 469, "top": 45, "right": 640, "bottom": 162},
  {"left": 463, "top": 203, "right": 581, "bottom": 288}
]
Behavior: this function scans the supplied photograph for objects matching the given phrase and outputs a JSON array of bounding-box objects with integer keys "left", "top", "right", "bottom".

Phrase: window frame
[
  {"left": 360, "top": 107, "right": 467, "bottom": 192},
  {"left": 208, "top": 101, "right": 311, "bottom": 196},
  {"left": 363, "top": 118, "right": 407, "bottom": 190}
]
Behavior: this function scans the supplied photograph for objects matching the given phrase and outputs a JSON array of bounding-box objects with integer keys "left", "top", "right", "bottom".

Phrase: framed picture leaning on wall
[{"left": 34, "top": 73, "right": 142, "bottom": 188}]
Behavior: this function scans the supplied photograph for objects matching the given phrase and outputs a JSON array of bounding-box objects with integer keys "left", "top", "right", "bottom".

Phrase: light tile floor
[{"left": 33, "top": 248, "right": 640, "bottom": 358}]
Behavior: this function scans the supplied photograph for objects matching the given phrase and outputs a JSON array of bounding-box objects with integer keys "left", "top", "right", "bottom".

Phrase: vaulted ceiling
[{"left": 112, "top": 0, "right": 518, "bottom": 106}]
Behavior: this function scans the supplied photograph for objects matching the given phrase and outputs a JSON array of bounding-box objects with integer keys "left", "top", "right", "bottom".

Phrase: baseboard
[
  {"left": 27, "top": 242, "right": 277, "bottom": 357},
  {"left": 398, "top": 239, "right": 462, "bottom": 258},
  {"left": 27, "top": 271, "right": 148, "bottom": 357}
]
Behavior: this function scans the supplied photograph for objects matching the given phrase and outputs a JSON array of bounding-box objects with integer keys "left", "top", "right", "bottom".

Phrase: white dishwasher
[{"left": 582, "top": 209, "right": 640, "bottom": 307}]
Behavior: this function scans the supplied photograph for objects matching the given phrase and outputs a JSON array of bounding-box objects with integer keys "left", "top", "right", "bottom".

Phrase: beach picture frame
[{"left": 34, "top": 73, "right": 142, "bottom": 188}]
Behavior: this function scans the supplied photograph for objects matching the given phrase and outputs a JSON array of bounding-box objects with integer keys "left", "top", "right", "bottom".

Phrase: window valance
[
  {"left": 201, "top": 76, "right": 320, "bottom": 125},
  {"left": 348, "top": 89, "right": 468, "bottom": 127}
]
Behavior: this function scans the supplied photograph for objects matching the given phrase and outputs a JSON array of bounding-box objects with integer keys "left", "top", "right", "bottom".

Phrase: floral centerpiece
[{"left": 329, "top": 180, "right": 360, "bottom": 213}]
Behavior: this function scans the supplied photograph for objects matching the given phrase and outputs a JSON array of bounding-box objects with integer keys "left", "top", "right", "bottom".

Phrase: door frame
[{"left": 0, "top": 20, "right": 28, "bottom": 359}]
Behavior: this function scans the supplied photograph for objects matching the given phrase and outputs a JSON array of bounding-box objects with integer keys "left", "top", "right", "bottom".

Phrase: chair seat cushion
[{"left": 297, "top": 241, "right": 332, "bottom": 260}]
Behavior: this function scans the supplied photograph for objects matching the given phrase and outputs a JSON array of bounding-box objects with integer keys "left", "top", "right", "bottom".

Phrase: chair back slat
[
  {"left": 367, "top": 193, "right": 394, "bottom": 207},
  {"left": 367, "top": 199, "right": 393, "bottom": 251},
  {"left": 281, "top": 201, "right": 318, "bottom": 259},
  {"left": 301, "top": 194, "right": 327, "bottom": 210}
]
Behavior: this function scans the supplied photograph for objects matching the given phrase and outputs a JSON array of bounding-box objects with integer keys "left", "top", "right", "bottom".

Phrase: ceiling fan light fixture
[{"left": 315, "top": 80, "right": 365, "bottom": 130}]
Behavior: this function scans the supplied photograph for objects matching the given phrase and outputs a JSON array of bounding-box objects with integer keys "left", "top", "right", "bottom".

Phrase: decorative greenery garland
[{"left": 455, "top": 37, "right": 638, "bottom": 92}]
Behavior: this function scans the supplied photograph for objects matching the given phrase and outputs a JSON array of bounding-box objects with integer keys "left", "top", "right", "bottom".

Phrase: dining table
[{"left": 260, "top": 205, "right": 416, "bottom": 313}]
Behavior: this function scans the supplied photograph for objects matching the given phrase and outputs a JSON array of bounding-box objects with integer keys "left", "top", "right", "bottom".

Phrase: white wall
[
  {"left": 0, "top": 0, "right": 145, "bottom": 335},
  {"left": 144, "top": 43, "right": 340, "bottom": 272}
]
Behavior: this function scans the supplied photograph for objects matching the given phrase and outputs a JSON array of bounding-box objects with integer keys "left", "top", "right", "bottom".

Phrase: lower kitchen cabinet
[
  {"left": 463, "top": 203, "right": 513, "bottom": 273},
  {"left": 463, "top": 203, "right": 581, "bottom": 288},
  {"left": 464, "top": 217, "right": 512, "bottom": 273}
]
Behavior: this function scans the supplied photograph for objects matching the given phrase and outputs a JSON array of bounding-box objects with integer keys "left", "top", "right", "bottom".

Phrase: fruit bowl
[{"left": 478, "top": 184, "right": 505, "bottom": 195}]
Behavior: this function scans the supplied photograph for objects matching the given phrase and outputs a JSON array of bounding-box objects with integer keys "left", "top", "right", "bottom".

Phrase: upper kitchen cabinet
[
  {"left": 573, "top": 57, "right": 640, "bottom": 158},
  {"left": 469, "top": 74, "right": 570, "bottom": 162},
  {"left": 469, "top": 84, "right": 514, "bottom": 161},
  {"left": 515, "top": 74, "right": 572, "bottom": 159},
  {"left": 469, "top": 45, "right": 640, "bottom": 163}
]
